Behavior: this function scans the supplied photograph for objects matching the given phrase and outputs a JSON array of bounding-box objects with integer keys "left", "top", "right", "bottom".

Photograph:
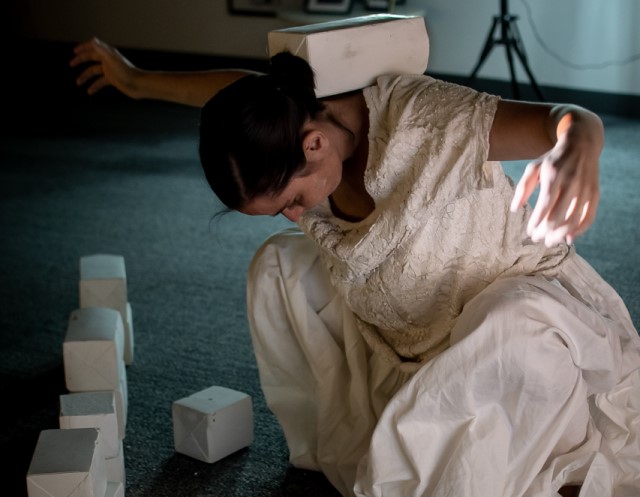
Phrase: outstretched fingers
[
  {"left": 530, "top": 179, "right": 563, "bottom": 244},
  {"left": 69, "top": 38, "right": 101, "bottom": 67},
  {"left": 510, "top": 160, "right": 541, "bottom": 213},
  {"left": 75, "top": 64, "right": 103, "bottom": 87},
  {"left": 571, "top": 188, "right": 599, "bottom": 241},
  {"left": 512, "top": 152, "right": 599, "bottom": 247}
]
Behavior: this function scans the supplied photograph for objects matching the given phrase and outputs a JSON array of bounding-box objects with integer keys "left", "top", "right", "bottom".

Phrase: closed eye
[{"left": 273, "top": 197, "right": 301, "bottom": 217}]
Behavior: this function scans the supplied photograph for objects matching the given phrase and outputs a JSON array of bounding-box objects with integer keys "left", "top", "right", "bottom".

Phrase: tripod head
[{"left": 468, "top": 0, "right": 545, "bottom": 100}]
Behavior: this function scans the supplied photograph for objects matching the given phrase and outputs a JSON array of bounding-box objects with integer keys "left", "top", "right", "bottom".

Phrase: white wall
[
  {"left": 16, "top": 0, "right": 291, "bottom": 59},
  {"left": 16, "top": 0, "right": 640, "bottom": 96},
  {"left": 424, "top": 0, "right": 640, "bottom": 96}
]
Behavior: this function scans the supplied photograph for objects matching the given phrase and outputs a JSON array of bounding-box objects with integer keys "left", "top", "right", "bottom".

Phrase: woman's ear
[{"left": 302, "top": 130, "right": 328, "bottom": 162}]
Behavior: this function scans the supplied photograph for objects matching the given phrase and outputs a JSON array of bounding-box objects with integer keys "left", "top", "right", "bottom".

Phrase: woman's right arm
[{"left": 70, "top": 37, "right": 262, "bottom": 108}]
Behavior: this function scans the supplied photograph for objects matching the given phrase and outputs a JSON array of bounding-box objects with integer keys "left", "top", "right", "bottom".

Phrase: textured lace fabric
[{"left": 299, "top": 75, "right": 570, "bottom": 370}]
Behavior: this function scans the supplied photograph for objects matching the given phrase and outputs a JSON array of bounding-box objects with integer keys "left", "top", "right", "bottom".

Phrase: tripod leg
[
  {"left": 504, "top": 40, "right": 520, "bottom": 100},
  {"left": 509, "top": 21, "right": 545, "bottom": 100},
  {"left": 468, "top": 17, "right": 500, "bottom": 84}
]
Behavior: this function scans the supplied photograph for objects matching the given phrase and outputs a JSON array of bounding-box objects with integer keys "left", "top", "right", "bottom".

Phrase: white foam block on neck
[{"left": 268, "top": 14, "right": 429, "bottom": 98}]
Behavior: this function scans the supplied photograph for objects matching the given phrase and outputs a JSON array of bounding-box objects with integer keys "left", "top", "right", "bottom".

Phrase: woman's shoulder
[
  {"left": 364, "top": 74, "right": 499, "bottom": 131},
  {"left": 367, "top": 73, "right": 495, "bottom": 105},
  {"left": 364, "top": 73, "right": 435, "bottom": 101}
]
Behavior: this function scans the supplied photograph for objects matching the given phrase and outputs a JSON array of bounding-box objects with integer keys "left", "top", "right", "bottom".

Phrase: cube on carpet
[
  {"left": 105, "top": 441, "right": 125, "bottom": 484},
  {"left": 124, "top": 301, "right": 134, "bottom": 365},
  {"left": 80, "top": 254, "right": 134, "bottom": 365},
  {"left": 106, "top": 481, "right": 124, "bottom": 497},
  {"left": 172, "top": 385, "right": 253, "bottom": 464},
  {"left": 26, "top": 428, "right": 107, "bottom": 497},
  {"left": 79, "top": 254, "right": 127, "bottom": 320},
  {"left": 63, "top": 307, "right": 125, "bottom": 391},
  {"left": 59, "top": 391, "right": 121, "bottom": 458},
  {"left": 63, "top": 307, "right": 128, "bottom": 437}
]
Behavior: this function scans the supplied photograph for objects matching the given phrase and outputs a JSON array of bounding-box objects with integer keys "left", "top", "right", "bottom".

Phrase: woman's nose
[{"left": 283, "top": 205, "right": 305, "bottom": 222}]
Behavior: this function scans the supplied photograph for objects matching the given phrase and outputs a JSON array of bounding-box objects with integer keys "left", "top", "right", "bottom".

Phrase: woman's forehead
[{"left": 240, "top": 186, "right": 292, "bottom": 217}]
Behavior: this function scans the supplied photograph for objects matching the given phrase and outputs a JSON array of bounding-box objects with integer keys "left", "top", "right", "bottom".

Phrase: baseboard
[
  {"left": 109, "top": 47, "right": 640, "bottom": 119},
  {"left": 427, "top": 73, "right": 640, "bottom": 119}
]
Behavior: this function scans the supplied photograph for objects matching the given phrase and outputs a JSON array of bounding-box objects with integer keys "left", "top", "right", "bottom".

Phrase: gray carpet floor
[{"left": 1, "top": 75, "right": 638, "bottom": 496}]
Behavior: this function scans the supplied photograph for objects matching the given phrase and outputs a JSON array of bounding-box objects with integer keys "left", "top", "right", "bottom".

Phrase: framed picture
[
  {"left": 363, "top": 0, "right": 405, "bottom": 11},
  {"left": 227, "top": 0, "right": 282, "bottom": 17},
  {"left": 305, "top": 0, "right": 353, "bottom": 14}
]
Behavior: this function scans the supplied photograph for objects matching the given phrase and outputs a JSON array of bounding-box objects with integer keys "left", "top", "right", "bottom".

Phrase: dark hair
[{"left": 198, "top": 52, "right": 324, "bottom": 210}]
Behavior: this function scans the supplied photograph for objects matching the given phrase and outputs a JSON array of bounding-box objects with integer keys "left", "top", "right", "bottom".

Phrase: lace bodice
[{"left": 299, "top": 75, "right": 569, "bottom": 369}]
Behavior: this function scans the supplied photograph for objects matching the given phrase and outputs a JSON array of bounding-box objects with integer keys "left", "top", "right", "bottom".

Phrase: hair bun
[{"left": 268, "top": 51, "right": 316, "bottom": 95}]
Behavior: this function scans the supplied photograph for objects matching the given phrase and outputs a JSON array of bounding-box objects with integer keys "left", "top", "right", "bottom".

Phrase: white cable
[{"left": 520, "top": 0, "right": 640, "bottom": 69}]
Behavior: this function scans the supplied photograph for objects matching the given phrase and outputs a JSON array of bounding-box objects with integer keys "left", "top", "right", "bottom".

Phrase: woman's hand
[
  {"left": 509, "top": 107, "right": 603, "bottom": 246},
  {"left": 69, "top": 37, "right": 259, "bottom": 107},
  {"left": 70, "top": 37, "right": 142, "bottom": 99}
]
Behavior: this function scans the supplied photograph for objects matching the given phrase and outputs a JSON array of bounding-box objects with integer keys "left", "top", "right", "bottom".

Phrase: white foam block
[
  {"left": 105, "top": 441, "right": 125, "bottom": 484},
  {"left": 106, "top": 481, "right": 124, "bottom": 497},
  {"left": 59, "top": 391, "right": 120, "bottom": 458},
  {"left": 80, "top": 254, "right": 128, "bottom": 322},
  {"left": 63, "top": 307, "right": 128, "bottom": 437},
  {"left": 268, "top": 14, "right": 429, "bottom": 98},
  {"left": 63, "top": 307, "right": 126, "bottom": 392},
  {"left": 26, "top": 428, "right": 107, "bottom": 497},
  {"left": 124, "top": 302, "right": 134, "bottom": 365},
  {"left": 116, "top": 374, "right": 128, "bottom": 435},
  {"left": 172, "top": 386, "right": 253, "bottom": 464}
]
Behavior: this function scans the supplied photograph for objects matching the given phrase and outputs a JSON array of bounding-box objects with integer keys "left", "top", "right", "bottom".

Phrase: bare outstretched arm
[
  {"left": 489, "top": 99, "right": 604, "bottom": 247},
  {"left": 70, "top": 37, "right": 262, "bottom": 107}
]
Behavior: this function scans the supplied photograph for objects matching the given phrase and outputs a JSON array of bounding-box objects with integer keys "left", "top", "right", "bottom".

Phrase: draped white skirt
[{"left": 246, "top": 228, "right": 640, "bottom": 497}]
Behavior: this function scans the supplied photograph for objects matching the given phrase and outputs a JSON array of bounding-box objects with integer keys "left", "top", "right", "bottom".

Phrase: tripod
[{"left": 467, "top": 0, "right": 544, "bottom": 100}]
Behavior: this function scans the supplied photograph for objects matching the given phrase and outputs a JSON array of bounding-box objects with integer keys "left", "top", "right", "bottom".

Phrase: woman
[{"left": 71, "top": 38, "right": 640, "bottom": 497}]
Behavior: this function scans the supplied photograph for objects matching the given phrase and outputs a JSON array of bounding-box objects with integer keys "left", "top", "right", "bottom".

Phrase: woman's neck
[
  {"left": 324, "top": 92, "right": 375, "bottom": 221},
  {"left": 322, "top": 92, "right": 368, "bottom": 154}
]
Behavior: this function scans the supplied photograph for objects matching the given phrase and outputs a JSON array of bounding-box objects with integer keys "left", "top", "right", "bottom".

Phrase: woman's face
[
  {"left": 239, "top": 114, "right": 354, "bottom": 222},
  {"left": 240, "top": 157, "right": 343, "bottom": 222}
]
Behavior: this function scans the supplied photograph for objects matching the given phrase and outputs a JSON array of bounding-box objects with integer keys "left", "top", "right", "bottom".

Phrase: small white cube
[
  {"left": 123, "top": 302, "right": 134, "bottom": 365},
  {"left": 106, "top": 481, "right": 125, "bottom": 497},
  {"left": 114, "top": 375, "right": 128, "bottom": 438},
  {"left": 26, "top": 428, "right": 107, "bottom": 497},
  {"left": 105, "top": 441, "right": 125, "bottom": 484},
  {"left": 63, "top": 307, "right": 128, "bottom": 437},
  {"left": 63, "top": 307, "right": 126, "bottom": 392},
  {"left": 80, "top": 254, "right": 128, "bottom": 320},
  {"left": 59, "top": 391, "right": 120, "bottom": 458},
  {"left": 80, "top": 254, "right": 135, "bottom": 365},
  {"left": 172, "top": 386, "right": 253, "bottom": 464}
]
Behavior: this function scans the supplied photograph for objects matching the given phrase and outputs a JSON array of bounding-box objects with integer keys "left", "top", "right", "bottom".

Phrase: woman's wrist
[{"left": 555, "top": 105, "right": 604, "bottom": 152}]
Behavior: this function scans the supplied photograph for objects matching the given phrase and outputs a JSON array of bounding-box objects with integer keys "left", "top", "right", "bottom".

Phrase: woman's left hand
[{"left": 509, "top": 107, "right": 604, "bottom": 247}]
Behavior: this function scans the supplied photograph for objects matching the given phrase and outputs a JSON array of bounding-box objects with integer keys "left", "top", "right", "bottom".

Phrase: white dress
[{"left": 246, "top": 75, "right": 640, "bottom": 497}]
